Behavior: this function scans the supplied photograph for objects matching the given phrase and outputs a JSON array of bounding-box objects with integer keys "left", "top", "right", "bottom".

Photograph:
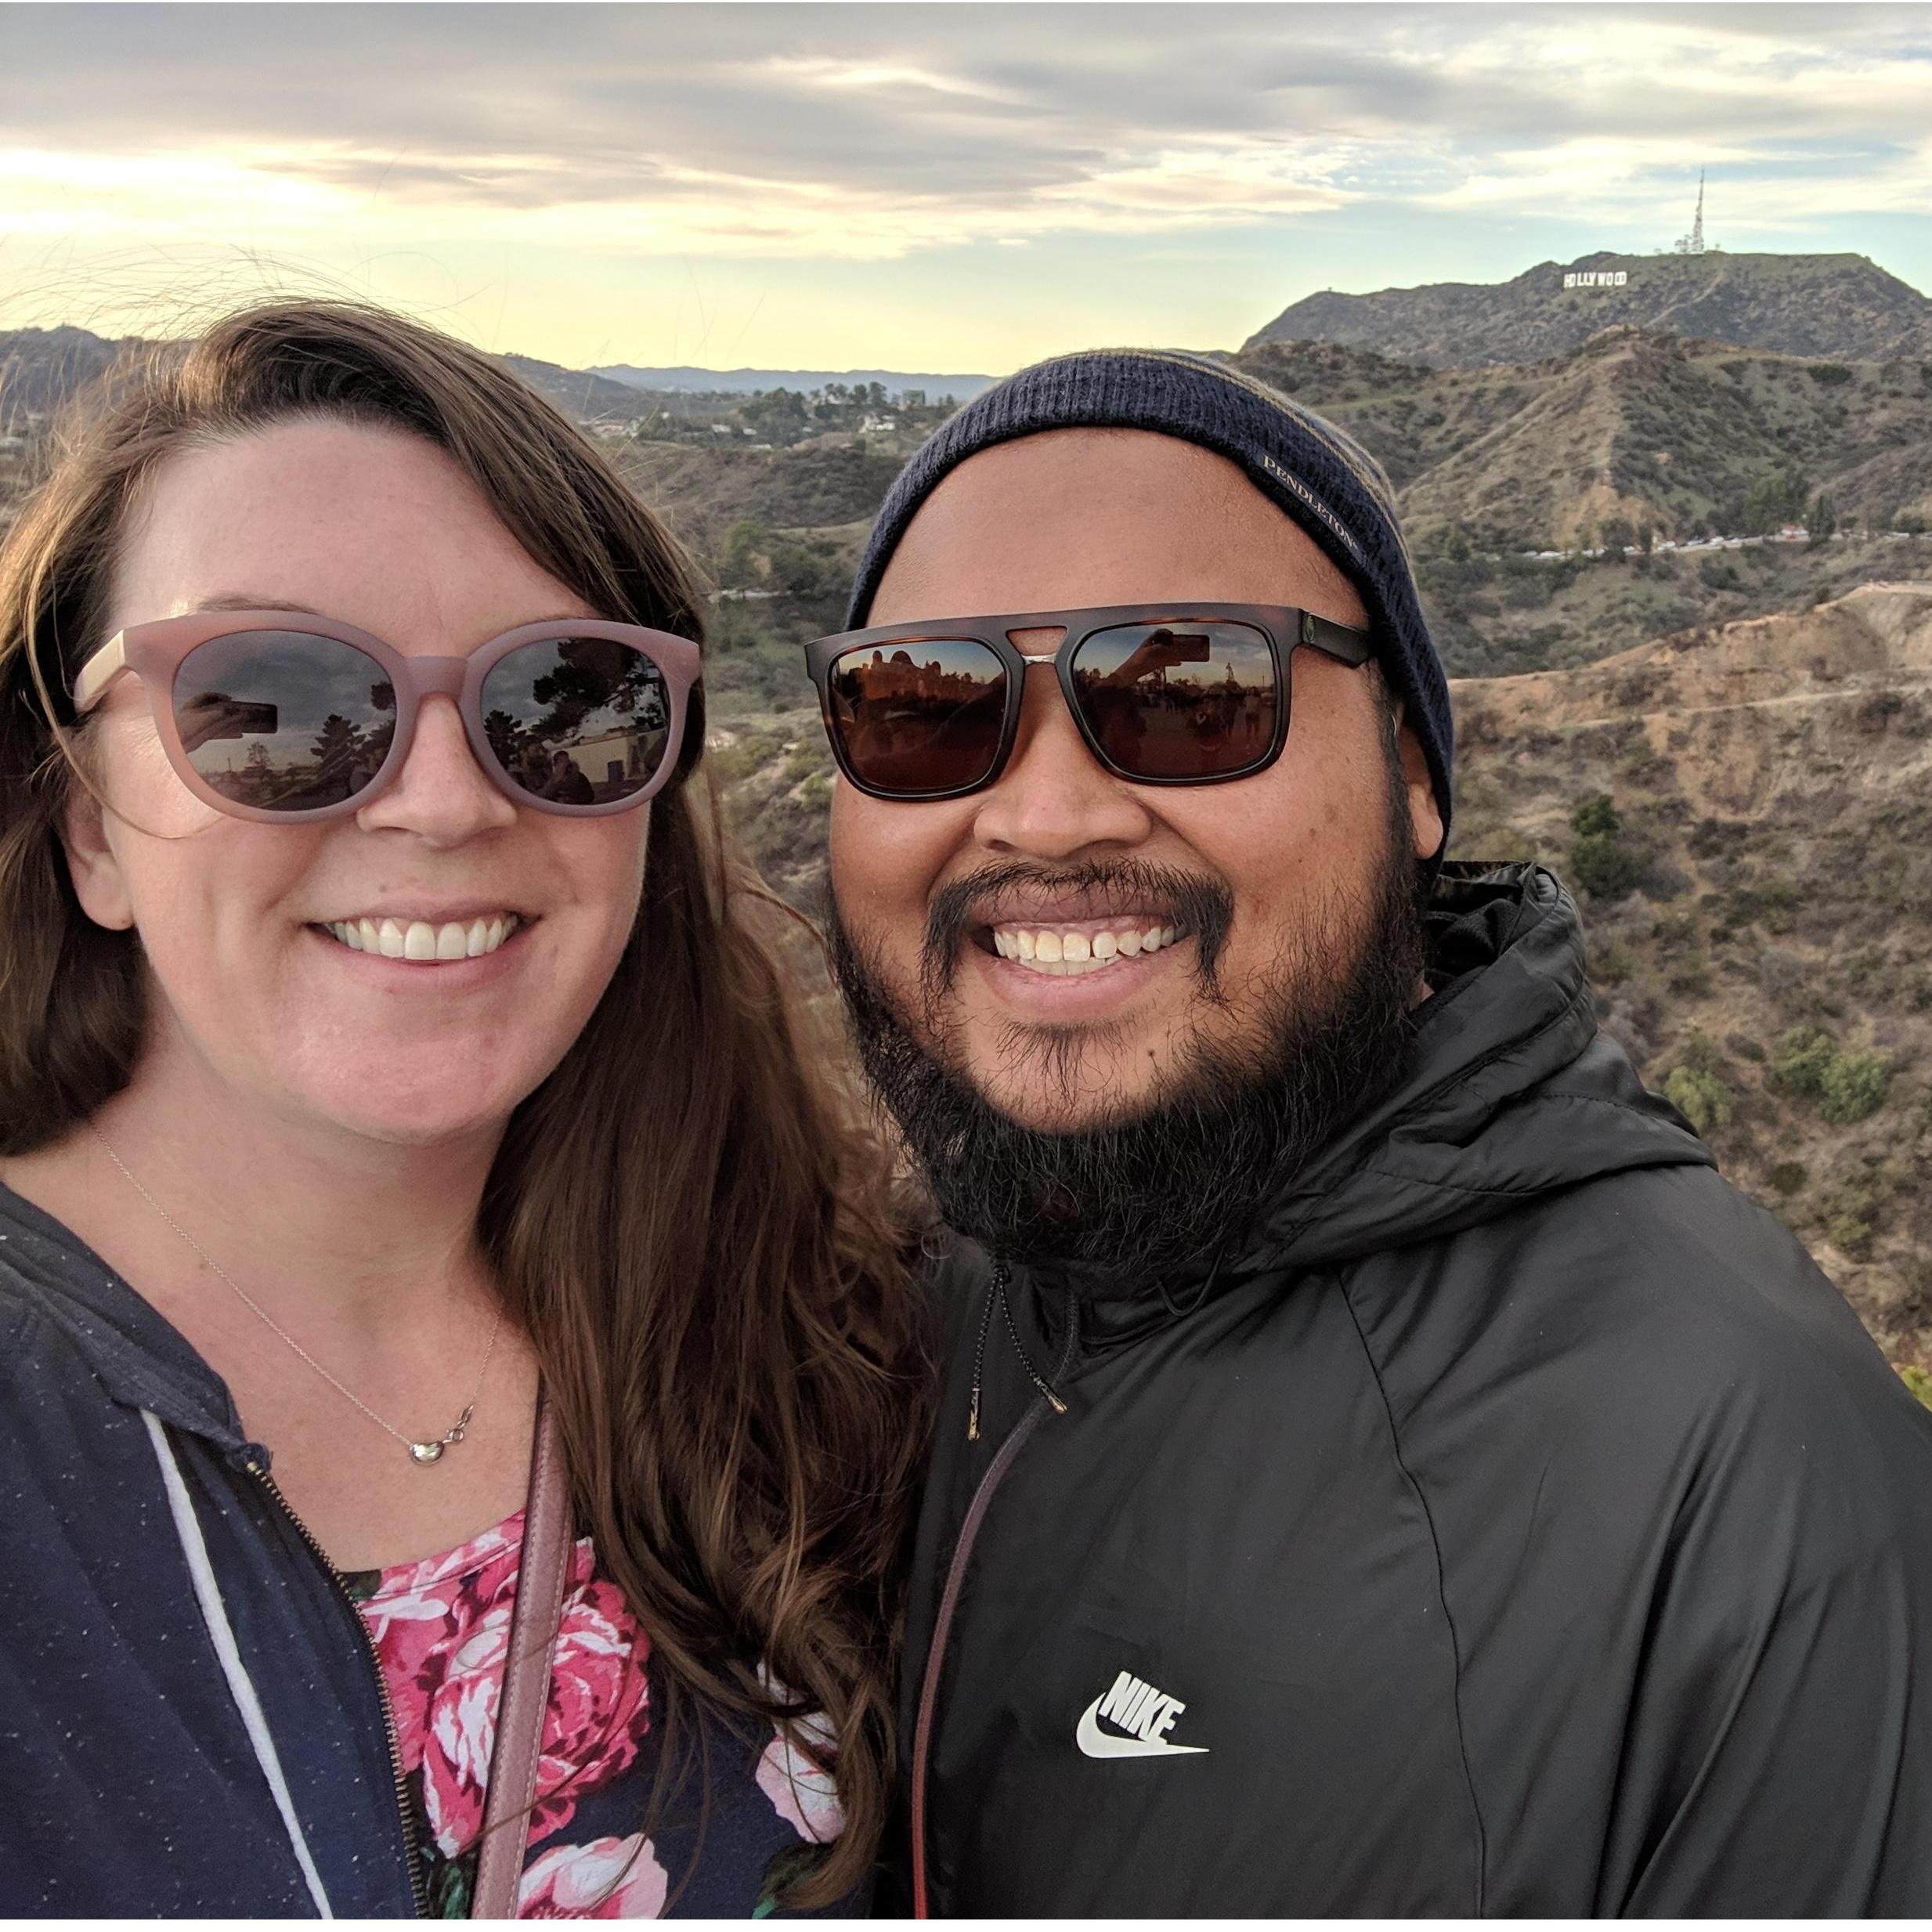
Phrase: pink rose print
[
  {"left": 360, "top": 1519, "right": 525, "bottom": 1771},
  {"left": 756, "top": 1713, "right": 845, "bottom": 1845},
  {"left": 358, "top": 1514, "right": 652, "bottom": 1860},
  {"left": 518, "top": 1833, "right": 669, "bottom": 1919}
]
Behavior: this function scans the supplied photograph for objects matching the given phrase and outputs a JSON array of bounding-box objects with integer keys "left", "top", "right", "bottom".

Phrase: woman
[{"left": 0, "top": 302, "right": 926, "bottom": 1916}]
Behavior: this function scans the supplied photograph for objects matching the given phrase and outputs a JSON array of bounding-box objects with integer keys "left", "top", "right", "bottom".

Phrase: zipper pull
[{"left": 965, "top": 1268, "right": 999, "bottom": 1442}]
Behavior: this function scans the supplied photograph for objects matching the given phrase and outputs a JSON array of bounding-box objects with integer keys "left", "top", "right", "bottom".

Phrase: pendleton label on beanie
[{"left": 846, "top": 347, "right": 1454, "bottom": 852}]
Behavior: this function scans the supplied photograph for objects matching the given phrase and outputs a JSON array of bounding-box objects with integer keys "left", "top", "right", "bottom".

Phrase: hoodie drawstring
[{"left": 966, "top": 1259, "right": 1067, "bottom": 1441}]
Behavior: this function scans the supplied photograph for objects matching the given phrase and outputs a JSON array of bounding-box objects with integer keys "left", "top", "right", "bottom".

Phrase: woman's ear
[
  {"left": 1392, "top": 703, "right": 1446, "bottom": 861},
  {"left": 60, "top": 779, "right": 135, "bottom": 932}
]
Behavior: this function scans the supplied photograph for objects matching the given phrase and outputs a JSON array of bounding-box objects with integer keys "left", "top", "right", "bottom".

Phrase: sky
[{"left": 4, "top": 3, "right": 1930, "bottom": 376}]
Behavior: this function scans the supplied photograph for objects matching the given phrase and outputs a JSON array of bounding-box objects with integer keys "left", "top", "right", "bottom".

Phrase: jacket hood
[
  {"left": 1256, "top": 861, "right": 1710, "bottom": 1268},
  {"left": 0, "top": 1179, "right": 252, "bottom": 1454},
  {"left": 1052, "top": 861, "right": 1712, "bottom": 1329}
]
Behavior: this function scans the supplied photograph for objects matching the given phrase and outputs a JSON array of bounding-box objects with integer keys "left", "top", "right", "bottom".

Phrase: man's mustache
[{"left": 921, "top": 858, "right": 1237, "bottom": 1003}]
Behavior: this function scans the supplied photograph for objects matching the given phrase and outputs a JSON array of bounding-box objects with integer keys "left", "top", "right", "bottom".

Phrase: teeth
[
  {"left": 324, "top": 914, "right": 520, "bottom": 964},
  {"left": 990, "top": 923, "right": 1179, "bottom": 976}
]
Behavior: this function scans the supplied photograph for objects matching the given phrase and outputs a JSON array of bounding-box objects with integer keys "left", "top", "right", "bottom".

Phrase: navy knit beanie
[{"left": 847, "top": 347, "right": 1453, "bottom": 854}]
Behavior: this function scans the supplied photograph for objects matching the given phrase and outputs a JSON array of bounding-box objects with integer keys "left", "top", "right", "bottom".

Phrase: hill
[
  {"left": 1450, "top": 580, "right": 1932, "bottom": 1369},
  {"left": 0, "top": 326, "right": 136, "bottom": 429},
  {"left": 1229, "top": 328, "right": 1932, "bottom": 549},
  {"left": 593, "top": 364, "right": 994, "bottom": 401},
  {"left": 1248, "top": 251, "right": 1932, "bottom": 369},
  {"left": 498, "top": 354, "right": 659, "bottom": 423}
]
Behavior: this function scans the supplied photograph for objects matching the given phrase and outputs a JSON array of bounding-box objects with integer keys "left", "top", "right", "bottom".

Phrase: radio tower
[{"left": 1674, "top": 172, "right": 1706, "bottom": 255}]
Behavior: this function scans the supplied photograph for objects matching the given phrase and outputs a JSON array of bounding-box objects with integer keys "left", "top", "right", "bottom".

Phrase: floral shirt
[{"left": 344, "top": 1509, "right": 850, "bottom": 1918}]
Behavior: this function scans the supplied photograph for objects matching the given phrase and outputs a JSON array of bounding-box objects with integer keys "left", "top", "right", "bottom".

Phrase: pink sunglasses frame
[{"left": 70, "top": 608, "right": 703, "bottom": 823}]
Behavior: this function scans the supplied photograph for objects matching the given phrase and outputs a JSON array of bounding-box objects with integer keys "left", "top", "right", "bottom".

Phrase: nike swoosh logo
[{"left": 1075, "top": 1695, "right": 1211, "bottom": 1758}]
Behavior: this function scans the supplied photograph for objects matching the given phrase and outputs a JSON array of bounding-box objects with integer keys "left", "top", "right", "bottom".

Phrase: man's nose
[
  {"left": 355, "top": 694, "right": 518, "bottom": 843},
  {"left": 970, "top": 664, "right": 1155, "bottom": 860}
]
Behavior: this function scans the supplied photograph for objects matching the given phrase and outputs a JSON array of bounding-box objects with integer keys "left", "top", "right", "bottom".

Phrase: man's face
[{"left": 826, "top": 428, "right": 1443, "bottom": 1138}]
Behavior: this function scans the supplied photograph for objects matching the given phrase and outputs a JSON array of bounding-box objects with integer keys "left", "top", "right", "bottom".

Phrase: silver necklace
[{"left": 94, "top": 1128, "right": 505, "bottom": 1467}]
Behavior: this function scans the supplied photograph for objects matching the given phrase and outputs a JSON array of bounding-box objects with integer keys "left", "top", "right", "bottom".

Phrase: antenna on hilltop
[{"left": 1673, "top": 171, "right": 1707, "bottom": 255}]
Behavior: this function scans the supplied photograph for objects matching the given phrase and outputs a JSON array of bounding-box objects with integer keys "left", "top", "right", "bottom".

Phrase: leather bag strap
[{"left": 471, "top": 1389, "right": 573, "bottom": 1919}]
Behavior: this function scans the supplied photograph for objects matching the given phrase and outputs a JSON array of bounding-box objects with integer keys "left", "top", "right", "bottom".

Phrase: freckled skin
[
  {"left": 63, "top": 418, "right": 652, "bottom": 1147},
  {"left": 828, "top": 428, "right": 1443, "bottom": 1134}
]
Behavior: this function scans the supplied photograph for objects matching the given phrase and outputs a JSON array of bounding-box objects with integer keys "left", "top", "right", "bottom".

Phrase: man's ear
[
  {"left": 60, "top": 778, "right": 135, "bottom": 932},
  {"left": 1391, "top": 702, "right": 1445, "bottom": 861}
]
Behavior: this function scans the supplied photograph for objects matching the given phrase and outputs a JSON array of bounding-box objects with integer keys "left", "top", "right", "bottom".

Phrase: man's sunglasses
[
  {"left": 803, "top": 603, "right": 1374, "bottom": 802},
  {"left": 70, "top": 609, "right": 702, "bottom": 823}
]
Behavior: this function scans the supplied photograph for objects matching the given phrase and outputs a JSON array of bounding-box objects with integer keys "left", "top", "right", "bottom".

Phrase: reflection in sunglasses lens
[
  {"left": 1070, "top": 622, "right": 1278, "bottom": 779},
  {"left": 174, "top": 631, "right": 398, "bottom": 811},
  {"left": 480, "top": 637, "right": 671, "bottom": 806},
  {"left": 828, "top": 637, "right": 1008, "bottom": 795}
]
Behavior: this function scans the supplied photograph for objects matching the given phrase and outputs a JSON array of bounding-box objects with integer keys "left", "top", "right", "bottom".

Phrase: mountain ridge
[{"left": 1248, "top": 251, "right": 1932, "bottom": 368}]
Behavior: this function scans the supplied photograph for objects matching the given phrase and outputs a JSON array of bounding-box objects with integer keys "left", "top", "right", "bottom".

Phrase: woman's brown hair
[{"left": 0, "top": 301, "right": 929, "bottom": 1906}]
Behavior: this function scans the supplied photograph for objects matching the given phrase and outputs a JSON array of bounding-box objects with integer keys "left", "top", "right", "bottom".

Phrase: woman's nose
[{"left": 354, "top": 694, "right": 518, "bottom": 843}]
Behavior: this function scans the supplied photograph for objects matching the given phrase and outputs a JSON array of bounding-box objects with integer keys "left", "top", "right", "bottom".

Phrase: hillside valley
[{"left": 7, "top": 309, "right": 1932, "bottom": 1385}]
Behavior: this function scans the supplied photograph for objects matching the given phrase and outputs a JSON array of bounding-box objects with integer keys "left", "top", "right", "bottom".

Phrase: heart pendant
[{"left": 408, "top": 1440, "right": 446, "bottom": 1465}]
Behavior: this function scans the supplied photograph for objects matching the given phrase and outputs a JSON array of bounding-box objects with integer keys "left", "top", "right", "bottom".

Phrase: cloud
[{"left": 2, "top": 2, "right": 1928, "bottom": 269}]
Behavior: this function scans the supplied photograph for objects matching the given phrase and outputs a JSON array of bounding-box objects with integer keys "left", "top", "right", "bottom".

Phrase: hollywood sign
[{"left": 1564, "top": 270, "right": 1629, "bottom": 290}]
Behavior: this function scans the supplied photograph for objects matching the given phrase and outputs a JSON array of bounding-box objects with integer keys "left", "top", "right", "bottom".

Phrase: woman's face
[{"left": 67, "top": 417, "right": 654, "bottom": 1147}]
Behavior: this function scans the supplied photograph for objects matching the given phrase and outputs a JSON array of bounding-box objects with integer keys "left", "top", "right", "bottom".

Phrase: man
[
  {"left": 537, "top": 746, "right": 596, "bottom": 804},
  {"left": 806, "top": 351, "right": 1932, "bottom": 1915}
]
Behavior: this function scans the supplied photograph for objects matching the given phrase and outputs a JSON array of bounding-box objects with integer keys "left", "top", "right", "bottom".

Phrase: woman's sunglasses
[
  {"left": 803, "top": 602, "right": 1374, "bottom": 802},
  {"left": 70, "top": 609, "right": 702, "bottom": 822}
]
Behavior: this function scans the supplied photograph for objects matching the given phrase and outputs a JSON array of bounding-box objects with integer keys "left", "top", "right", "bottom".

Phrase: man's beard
[{"left": 825, "top": 753, "right": 1430, "bottom": 1290}]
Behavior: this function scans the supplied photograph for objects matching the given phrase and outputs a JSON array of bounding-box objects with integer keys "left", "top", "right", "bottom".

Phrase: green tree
[
  {"left": 1740, "top": 463, "right": 1809, "bottom": 536},
  {"left": 717, "top": 519, "right": 771, "bottom": 590}
]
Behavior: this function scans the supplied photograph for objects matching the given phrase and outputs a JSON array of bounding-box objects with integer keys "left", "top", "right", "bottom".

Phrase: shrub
[
  {"left": 1772, "top": 1026, "right": 1837, "bottom": 1099},
  {"left": 1818, "top": 1052, "right": 1891, "bottom": 1125},
  {"left": 1819, "top": 1179, "right": 1880, "bottom": 1259},
  {"left": 1570, "top": 833, "right": 1645, "bottom": 900},
  {"left": 1664, "top": 1066, "right": 1733, "bottom": 1138},
  {"left": 1571, "top": 793, "right": 1620, "bottom": 838},
  {"left": 1808, "top": 363, "right": 1854, "bottom": 387},
  {"left": 1767, "top": 1161, "right": 1807, "bottom": 1194},
  {"left": 1590, "top": 941, "right": 1635, "bottom": 987}
]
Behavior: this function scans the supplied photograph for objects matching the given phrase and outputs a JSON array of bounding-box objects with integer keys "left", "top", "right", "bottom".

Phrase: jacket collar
[{"left": 0, "top": 1179, "right": 254, "bottom": 1455}]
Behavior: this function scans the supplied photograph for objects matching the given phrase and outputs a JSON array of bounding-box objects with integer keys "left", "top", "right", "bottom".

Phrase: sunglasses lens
[
  {"left": 825, "top": 637, "right": 1009, "bottom": 796},
  {"left": 175, "top": 630, "right": 397, "bottom": 812},
  {"left": 479, "top": 636, "right": 672, "bottom": 807},
  {"left": 1070, "top": 622, "right": 1279, "bottom": 780}
]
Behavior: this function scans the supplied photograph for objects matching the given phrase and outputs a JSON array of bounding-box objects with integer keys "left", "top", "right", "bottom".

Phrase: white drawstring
[{"left": 141, "top": 1410, "right": 334, "bottom": 1918}]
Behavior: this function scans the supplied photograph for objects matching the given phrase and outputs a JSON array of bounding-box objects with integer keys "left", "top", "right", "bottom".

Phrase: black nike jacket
[{"left": 892, "top": 862, "right": 1932, "bottom": 1916}]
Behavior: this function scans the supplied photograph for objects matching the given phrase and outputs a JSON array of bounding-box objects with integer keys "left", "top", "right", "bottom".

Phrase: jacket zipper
[
  {"left": 909, "top": 1284, "right": 1081, "bottom": 1920},
  {"left": 246, "top": 1460, "right": 431, "bottom": 1919}
]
